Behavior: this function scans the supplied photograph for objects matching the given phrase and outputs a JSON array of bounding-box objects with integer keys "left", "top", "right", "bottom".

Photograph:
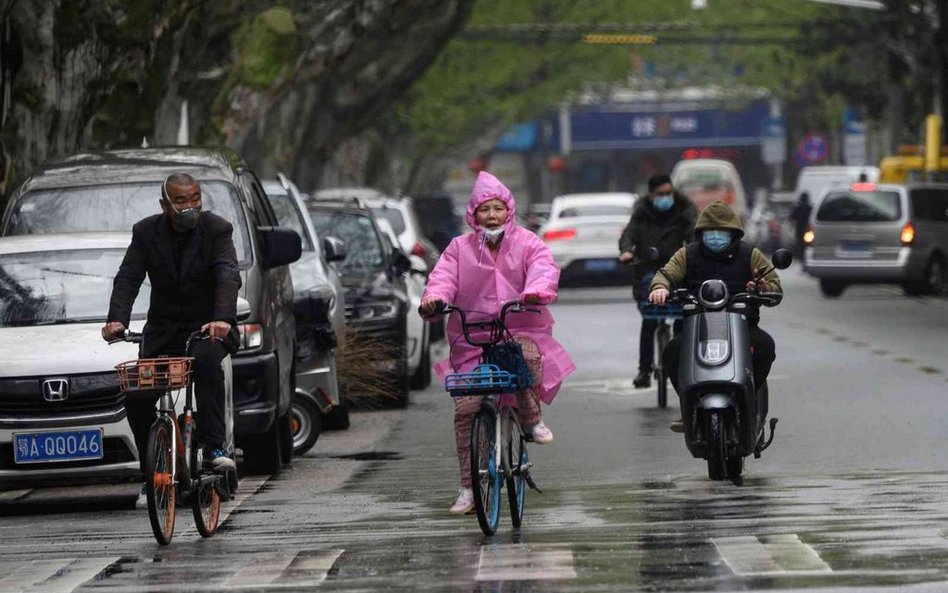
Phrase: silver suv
[{"left": 804, "top": 182, "right": 948, "bottom": 297}]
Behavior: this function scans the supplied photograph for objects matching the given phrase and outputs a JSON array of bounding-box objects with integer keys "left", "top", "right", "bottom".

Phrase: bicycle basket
[
  {"left": 484, "top": 340, "right": 534, "bottom": 391},
  {"left": 445, "top": 364, "right": 514, "bottom": 397},
  {"left": 115, "top": 357, "right": 194, "bottom": 393}
]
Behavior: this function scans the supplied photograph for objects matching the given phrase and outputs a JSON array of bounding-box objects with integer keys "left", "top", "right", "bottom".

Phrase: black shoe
[{"left": 633, "top": 369, "right": 652, "bottom": 389}]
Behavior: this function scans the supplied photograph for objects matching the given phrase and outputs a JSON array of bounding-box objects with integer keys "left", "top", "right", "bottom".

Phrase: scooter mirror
[
  {"left": 641, "top": 247, "right": 660, "bottom": 262},
  {"left": 771, "top": 249, "right": 793, "bottom": 270}
]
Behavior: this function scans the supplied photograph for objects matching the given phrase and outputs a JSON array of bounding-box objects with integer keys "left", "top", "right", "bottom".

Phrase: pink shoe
[
  {"left": 531, "top": 421, "right": 554, "bottom": 444},
  {"left": 450, "top": 487, "right": 475, "bottom": 514}
]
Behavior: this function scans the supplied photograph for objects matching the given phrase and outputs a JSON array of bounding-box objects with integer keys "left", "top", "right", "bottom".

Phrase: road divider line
[
  {"left": 0, "top": 559, "right": 73, "bottom": 593},
  {"left": 0, "top": 489, "right": 31, "bottom": 502},
  {"left": 275, "top": 549, "right": 345, "bottom": 586},
  {"left": 28, "top": 556, "right": 121, "bottom": 593},
  {"left": 223, "top": 552, "right": 297, "bottom": 588},
  {"left": 476, "top": 544, "right": 577, "bottom": 581},
  {"left": 713, "top": 534, "right": 830, "bottom": 576}
]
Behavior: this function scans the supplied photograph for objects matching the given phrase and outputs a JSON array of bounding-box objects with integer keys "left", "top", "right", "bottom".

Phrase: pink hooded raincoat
[{"left": 423, "top": 171, "right": 575, "bottom": 403}]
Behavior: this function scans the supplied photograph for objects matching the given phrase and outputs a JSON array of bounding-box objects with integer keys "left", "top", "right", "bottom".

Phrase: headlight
[
  {"left": 349, "top": 301, "right": 399, "bottom": 321},
  {"left": 238, "top": 323, "right": 263, "bottom": 349}
]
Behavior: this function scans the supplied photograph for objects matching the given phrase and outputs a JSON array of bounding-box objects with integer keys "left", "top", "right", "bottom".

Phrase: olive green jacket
[{"left": 649, "top": 200, "right": 782, "bottom": 294}]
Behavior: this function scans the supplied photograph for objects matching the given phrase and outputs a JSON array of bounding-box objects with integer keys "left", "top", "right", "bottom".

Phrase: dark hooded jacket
[{"left": 618, "top": 192, "right": 696, "bottom": 299}]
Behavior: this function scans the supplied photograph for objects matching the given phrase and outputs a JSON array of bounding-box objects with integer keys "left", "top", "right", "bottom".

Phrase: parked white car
[
  {"left": 0, "top": 233, "right": 144, "bottom": 487},
  {"left": 364, "top": 194, "right": 440, "bottom": 274},
  {"left": 375, "top": 217, "right": 432, "bottom": 389},
  {"left": 538, "top": 192, "right": 637, "bottom": 285}
]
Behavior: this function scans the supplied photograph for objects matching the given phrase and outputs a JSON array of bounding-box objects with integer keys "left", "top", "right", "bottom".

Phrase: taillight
[
  {"left": 411, "top": 242, "right": 427, "bottom": 257},
  {"left": 901, "top": 222, "right": 915, "bottom": 246},
  {"left": 803, "top": 227, "right": 815, "bottom": 245},
  {"left": 238, "top": 324, "right": 263, "bottom": 349},
  {"left": 542, "top": 228, "right": 577, "bottom": 241}
]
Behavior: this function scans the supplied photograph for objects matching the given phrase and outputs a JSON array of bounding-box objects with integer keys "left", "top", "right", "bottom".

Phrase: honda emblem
[{"left": 42, "top": 378, "right": 69, "bottom": 402}]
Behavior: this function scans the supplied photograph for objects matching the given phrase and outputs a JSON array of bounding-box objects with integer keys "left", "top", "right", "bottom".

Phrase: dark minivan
[{"left": 1, "top": 148, "right": 301, "bottom": 473}]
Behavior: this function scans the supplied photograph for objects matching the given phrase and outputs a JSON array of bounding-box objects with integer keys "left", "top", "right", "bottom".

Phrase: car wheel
[
  {"left": 278, "top": 410, "right": 294, "bottom": 465},
  {"left": 290, "top": 392, "right": 321, "bottom": 456},
  {"left": 819, "top": 280, "right": 845, "bottom": 298},
  {"left": 925, "top": 256, "right": 947, "bottom": 295},
  {"left": 241, "top": 419, "right": 283, "bottom": 475},
  {"left": 392, "top": 347, "right": 410, "bottom": 408},
  {"left": 410, "top": 333, "right": 432, "bottom": 390}
]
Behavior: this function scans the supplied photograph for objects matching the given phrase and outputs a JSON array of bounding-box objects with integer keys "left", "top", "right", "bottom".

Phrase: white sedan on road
[{"left": 538, "top": 192, "right": 638, "bottom": 286}]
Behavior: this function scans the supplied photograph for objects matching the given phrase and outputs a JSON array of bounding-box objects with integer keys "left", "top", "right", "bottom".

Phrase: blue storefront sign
[{"left": 559, "top": 99, "right": 771, "bottom": 151}]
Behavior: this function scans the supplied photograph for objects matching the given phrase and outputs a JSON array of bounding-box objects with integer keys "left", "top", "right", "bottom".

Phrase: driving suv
[
  {"left": 1, "top": 147, "right": 301, "bottom": 474},
  {"left": 305, "top": 193, "right": 412, "bottom": 406}
]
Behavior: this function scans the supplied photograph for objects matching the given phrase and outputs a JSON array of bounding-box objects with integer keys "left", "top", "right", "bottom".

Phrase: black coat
[
  {"left": 108, "top": 211, "right": 242, "bottom": 356},
  {"left": 619, "top": 193, "right": 697, "bottom": 299}
]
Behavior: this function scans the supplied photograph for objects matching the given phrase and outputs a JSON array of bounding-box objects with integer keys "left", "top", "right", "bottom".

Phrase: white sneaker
[
  {"left": 450, "top": 487, "right": 475, "bottom": 514},
  {"left": 531, "top": 421, "right": 554, "bottom": 445}
]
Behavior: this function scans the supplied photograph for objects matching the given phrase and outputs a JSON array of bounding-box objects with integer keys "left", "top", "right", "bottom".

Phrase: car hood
[{"left": 0, "top": 322, "right": 144, "bottom": 377}]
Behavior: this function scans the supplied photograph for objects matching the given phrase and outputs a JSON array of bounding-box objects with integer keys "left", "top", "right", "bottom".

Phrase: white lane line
[
  {"left": 179, "top": 475, "right": 269, "bottom": 537},
  {"left": 222, "top": 549, "right": 345, "bottom": 589},
  {"left": 0, "top": 489, "right": 32, "bottom": 502},
  {"left": 0, "top": 557, "right": 119, "bottom": 593},
  {"left": 476, "top": 544, "right": 577, "bottom": 581},
  {"left": 713, "top": 534, "right": 831, "bottom": 576}
]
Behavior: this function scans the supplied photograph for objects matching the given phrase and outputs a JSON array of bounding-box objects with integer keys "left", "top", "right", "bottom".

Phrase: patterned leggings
[{"left": 454, "top": 336, "right": 543, "bottom": 488}]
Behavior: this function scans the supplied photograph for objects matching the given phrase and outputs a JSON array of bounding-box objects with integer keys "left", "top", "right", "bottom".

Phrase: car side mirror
[
  {"left": 323, "top": 236, "right": 347, "bottom": 263},
  {"left": 391, "top": 248, "right": 411, "bottom": 276},
  {"left": 258, "top": 226, "right": 302, "bottom": 269},
  {"left": 771, "top": 248, "right": 793, "bottom": 270},
  {"left": 409, "top": 255, "right": 428, "bottom": 276},
  {"left": 236, "top": 297, "right": 251, "bottom": 322}
]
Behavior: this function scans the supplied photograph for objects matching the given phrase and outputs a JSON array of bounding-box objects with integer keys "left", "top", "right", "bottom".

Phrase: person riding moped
[
  {"left": 618, "top": 173, "right": 696, "bottom": 388},
  {"left": 648, "top": 200, "right": 782, "bottom": 432},
  {"left": 419, "top": 171, "right": 576, "bottom": 515},
  {"left": 102, "top": 173, "right": 242, "bottom": 478}
]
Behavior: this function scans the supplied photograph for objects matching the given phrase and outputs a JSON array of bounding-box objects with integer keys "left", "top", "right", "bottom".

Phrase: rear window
[
  {"left": 5, "top": 181, "right": 252, "bottom": 265},
  {"left": 558, "top": 204, "right": 631, "bottom": 218},
  {"left": 816, "top": 190, "right": 902, "bottom": 222}
]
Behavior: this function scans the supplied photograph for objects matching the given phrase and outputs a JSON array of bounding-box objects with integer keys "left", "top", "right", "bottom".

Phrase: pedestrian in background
[
  {"left": 618, "top": 173, "right": 696, "bottom": 388},
  {"left": 790, "top": 191, "right": 812, "bottom": 257}
]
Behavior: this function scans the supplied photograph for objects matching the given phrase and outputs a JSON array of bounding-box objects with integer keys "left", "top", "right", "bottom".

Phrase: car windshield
[
  {"left": 308, "top": 210, "right": 384, "bottom": 274},
  {"left": 371, "top": 207, "right": 406, "bottom": 235},
  {"left": 5, "top": 181, "right": 252, "bottom": 265},
  {"left": 558, "top": 204, "right": 631, "bottom": 218},
  {"left": 265, "top": 190, "right": 315, "bottom": 251},
  {"left": 0, "top": 248, "right": 149, "bottom": 327},
  {"left": 816, "top": 190, "right": 901, "bottom": 222}
]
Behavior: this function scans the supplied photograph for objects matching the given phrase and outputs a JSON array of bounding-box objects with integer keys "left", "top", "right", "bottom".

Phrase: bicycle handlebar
[{"left": 430, "top": 301, "right": 540, "bottom": 347}]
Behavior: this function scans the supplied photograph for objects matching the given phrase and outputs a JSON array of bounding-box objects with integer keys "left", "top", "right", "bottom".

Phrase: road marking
[
  {"left": 713, "top": 534, "right": 831, "bottom": 576},
  {"left": 0, "top": 489, "right": 31, "bottom": 502},
  {"left": 224, "top": 549, "right": 344, "bottom": 589},
  {"left": 0, "top": 556, "right": 119, "bottom": 593},
  {"left": 476, "top": 544, "right": 577, "bottom": 581}
]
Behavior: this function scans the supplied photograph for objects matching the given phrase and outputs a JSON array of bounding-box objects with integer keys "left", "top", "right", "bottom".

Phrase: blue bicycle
[
  {"left": 639, "top": 272, "right": 683, "bottom": 408},
  {"left": 439, "top": 301, "right": 540, "bottom": 535}
]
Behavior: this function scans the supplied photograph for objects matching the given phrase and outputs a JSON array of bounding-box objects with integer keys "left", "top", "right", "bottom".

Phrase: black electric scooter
[{"left": 664, "top": 249, "right": 793, "bottom": 484}]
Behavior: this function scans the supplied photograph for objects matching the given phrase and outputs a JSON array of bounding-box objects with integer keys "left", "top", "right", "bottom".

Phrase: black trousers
[
  {"left": 638, "top": 312, "right": 683, "bottom": 370},
  {"left": 125, "top": 328, "right": 228, "bottom": 470},
  {"left": 662, "top": 326, "right": 776, "bottom": 394}
]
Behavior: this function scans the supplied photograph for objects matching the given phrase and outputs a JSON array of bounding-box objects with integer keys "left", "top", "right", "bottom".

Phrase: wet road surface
[{"left": 2, "top": 266, "right": 948, "bottom": 592}]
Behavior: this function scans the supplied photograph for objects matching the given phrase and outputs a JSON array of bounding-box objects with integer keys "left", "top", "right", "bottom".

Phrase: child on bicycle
[{"left": 419, "top": 171, "right": 575, "bottom": 514}]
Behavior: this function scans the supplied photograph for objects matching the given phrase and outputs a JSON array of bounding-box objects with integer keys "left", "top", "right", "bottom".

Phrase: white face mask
[{"left": 483, "top": 227, "right": 504, "bottom": 244}]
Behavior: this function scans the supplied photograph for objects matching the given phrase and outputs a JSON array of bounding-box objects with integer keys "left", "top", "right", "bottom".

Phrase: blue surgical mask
[
  {"left": 652, "top": 195, "right": 674, "bottom": 212},
  {"left": 702, "top": 230, "right": 732, "bottom": 253}
]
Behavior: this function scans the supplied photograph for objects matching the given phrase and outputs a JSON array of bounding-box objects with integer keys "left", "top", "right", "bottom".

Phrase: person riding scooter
[{"left": 648, "top": 200, "right": 782, "bottom": 432}]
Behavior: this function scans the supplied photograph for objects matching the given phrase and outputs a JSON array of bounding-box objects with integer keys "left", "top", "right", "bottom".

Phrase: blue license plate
[
  {"left": 13, "top": 429, "right": 104, "bottom": 464},
  {"left": 584, "top": 258, "right": 618, "bottom": 272},
  {"left": 840, "top": 240, "right": 871, "bottom": 253}
]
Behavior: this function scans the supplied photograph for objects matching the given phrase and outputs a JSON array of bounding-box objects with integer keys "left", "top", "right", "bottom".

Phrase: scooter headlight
[{"left": 698, "top": 279, "right": 729, "bottom": 310}]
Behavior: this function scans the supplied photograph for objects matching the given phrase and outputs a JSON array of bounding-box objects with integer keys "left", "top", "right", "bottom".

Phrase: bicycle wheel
[
  {"left": 504, "top": 409, "right": 528, "bottom": 528},
  {"left": 470, "top": 408, "right": 501, "bottom": 535},
  {"left": 144, "top": 418, "right": 176, "bottom": 545},
  {"left": 190, "top": 445, "right": 221, "bottom": 538},
  {"left": 655, "top": 324, "right": 671, "bottom": 408}
]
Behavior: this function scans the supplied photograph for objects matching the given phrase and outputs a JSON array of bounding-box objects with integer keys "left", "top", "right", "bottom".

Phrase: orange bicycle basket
[{"left": 115, "top": 357, "right": 194, "bottom": 393}]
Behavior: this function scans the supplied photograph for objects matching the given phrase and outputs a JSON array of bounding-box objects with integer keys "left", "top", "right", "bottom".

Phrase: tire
[
  {"left": 504, "top": 409, "right": 527, "bottom": 528},
  {"left": 655, "top": 325, "right": 671, "bottom": 409},
  {"left": 924, "top": 256, "right": 947, "bottom": 295},
  {"left": 706, "top": 412, "right": 727, "bottom": 481},
  {"left": 392, "top": 347, "right": 411, "bottom": 408},
  {"left": 190, "top": 447, "right": 221, "bottom": 538},
  {"left": 242, "top": 418, "right": 283, "bottom": 475},
  {"left": 279, "top": 410, "right": 294, "bottom": 465},
  {"left": 470, "top": 408, "right": 501, "bottom": 536},
  {"left": 819, "top": 280, "right": 845, "bottom": 298},
  {"left": 322, "top": 403, "right": 350, "bottom": 431},
  {"left": 144, "top": 419, "right": 176, "bottom": 545},
  {"left": 290, "top": 393, "right": 321, "bottom": 456},
  {"left": 410, "top": 341, "right": 432, "bottom": 390}
]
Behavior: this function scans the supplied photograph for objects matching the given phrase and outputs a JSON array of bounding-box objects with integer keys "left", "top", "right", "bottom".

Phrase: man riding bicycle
[
  {"left": 102, "top": 173, "right": 241, "bottom": 473},
  {"left": 618, "top": 173, "right": 696, "bottom": 388}
]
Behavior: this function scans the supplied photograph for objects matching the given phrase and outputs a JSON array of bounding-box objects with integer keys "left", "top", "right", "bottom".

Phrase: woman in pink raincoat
[{"left": 419, "top": 171, "right": 575, "bottom": 514}]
